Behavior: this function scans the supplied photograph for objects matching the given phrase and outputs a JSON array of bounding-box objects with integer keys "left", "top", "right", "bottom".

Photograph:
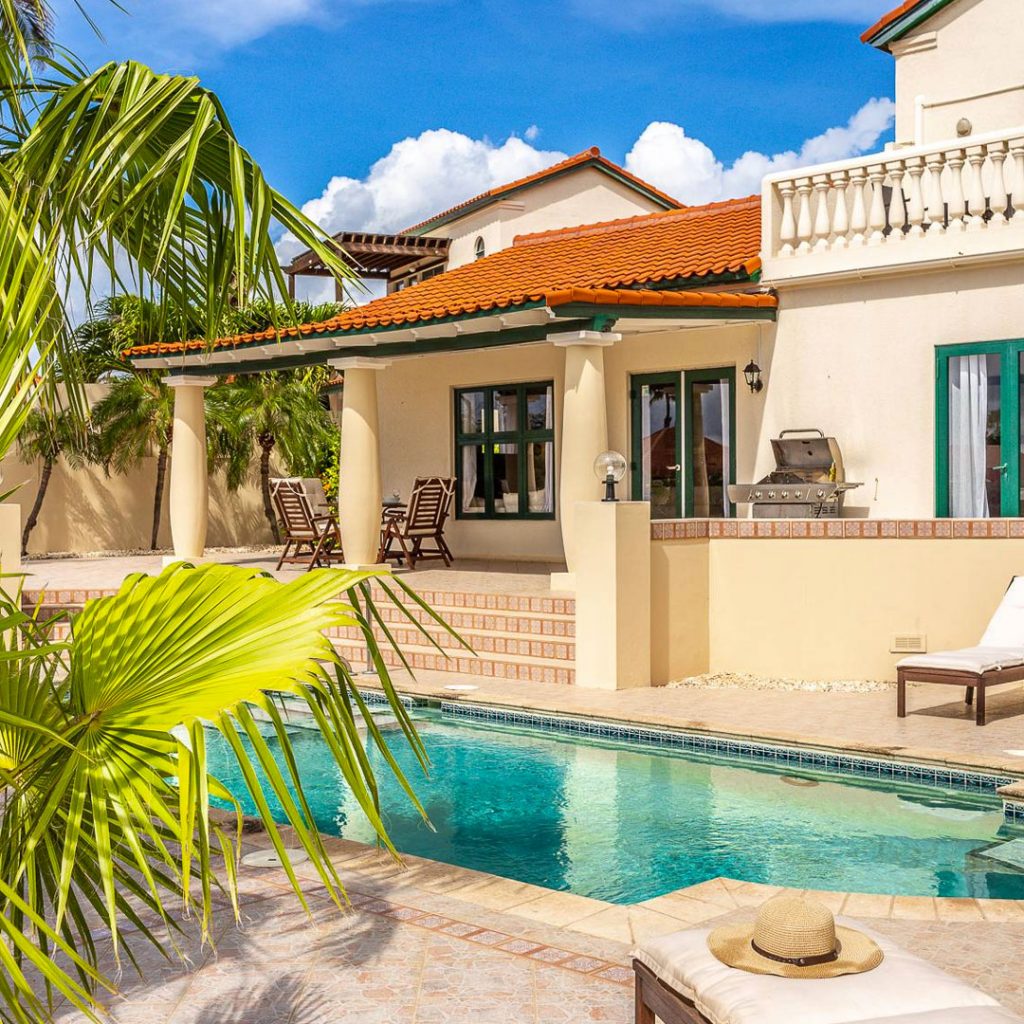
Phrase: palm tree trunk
[
  {"left": 260, "top": 441, "right": 280, "bottom": 544},
  {"left": 22, "top": 457, "right": 53, "bottom": 555},
  {"left": 151, "top": 445, "right": 168, "bottom": 550}
]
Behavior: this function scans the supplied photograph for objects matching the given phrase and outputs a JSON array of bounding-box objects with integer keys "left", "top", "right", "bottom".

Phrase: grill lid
[{"left": 770, "top": 428, "right": 844, "bottom": 480}]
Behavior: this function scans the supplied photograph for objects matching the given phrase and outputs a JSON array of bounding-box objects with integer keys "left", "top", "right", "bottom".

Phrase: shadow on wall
[{"left": 0, "top": 455, "right": 275, "bottom": 554}]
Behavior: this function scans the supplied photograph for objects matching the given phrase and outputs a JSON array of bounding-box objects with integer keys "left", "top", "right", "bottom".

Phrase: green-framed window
[
  {"left": 629, "top": 366, "right": 736, "bottom": 519},
  {"left": 936, "top": 340, "right": 1024, "bottom": 518},
  {"left": 454, "top": 381, "right": 555, "bottom": 520}
]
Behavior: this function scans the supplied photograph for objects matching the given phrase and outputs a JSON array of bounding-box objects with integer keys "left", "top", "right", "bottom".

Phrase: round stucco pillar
[
  {"left": 332, "top": 358, "right": 390, "bottom": 566},
  {"left": 552, "top": 331, "right": 619, "bottom": 575},
  {"left": 163, "top": 376, "right": 216, "bottom": 563}
]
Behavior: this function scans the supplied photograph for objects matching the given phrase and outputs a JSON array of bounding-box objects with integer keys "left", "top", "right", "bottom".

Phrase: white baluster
[
  {"left": 1009, "top": 138, "right": 1024, "bottom": 223},
  {"left": 778, "top": 180, "right": 797, "bottom": 256},
  {"left": 886, "top": 161, "right": 907, "bottom": 242},
  {"left": 811, "top": 174, "right": 832, "bottom": 250},
  {"left": 988, "top": 142, "right": 1009, "bottom": 226},
  {"left": 848, "top": 167, "right": 868, "bottom": 246},
  {"left": 945, "top": 149, "right": 967, "bottom": 232},
  {"left": 904, "top": 156, "right": 925, "bottom": 238},
  {"left": 924, "top": 152, "right": 947, "bottom": 234},
  {"left": 830, "top": 170, "right": 850, "bottom": 248},
  {"left": 965, "top": 145, "right": 987, "bottom": 229},
  {"left": 795, "top": 177, "right": 813, "bottom": 254},
  {"left": 867, "top": 164, "right": 887, "bottom": 245}
]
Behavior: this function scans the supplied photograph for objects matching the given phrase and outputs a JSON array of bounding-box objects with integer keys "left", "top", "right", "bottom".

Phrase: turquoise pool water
[{"left": 206, "top": 706, "right": 1024, "bottom": 903}]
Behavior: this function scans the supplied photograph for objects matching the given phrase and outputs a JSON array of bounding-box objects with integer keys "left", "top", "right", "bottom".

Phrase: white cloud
[
  {"left": 571, "top": 0, "right": 882, "bottom": 26},
  {"left": 276, "top": 128, "right": 568, "bottom": 263},
  {"left": 624, "top": 98, "right": 896, "bottom": 205},
  {"left": 524, "top": 125, "right": 541, "bottom": 142}
]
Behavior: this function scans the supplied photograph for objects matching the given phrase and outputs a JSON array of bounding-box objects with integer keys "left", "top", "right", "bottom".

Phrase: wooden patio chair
[
  {"left": 380, "top": 476, "right": 455, "bottom": 570},
  {"left": 271, "top": 478, "right": 344, "bottom": 572}
]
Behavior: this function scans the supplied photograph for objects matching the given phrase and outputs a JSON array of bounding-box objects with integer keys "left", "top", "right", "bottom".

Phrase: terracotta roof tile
[
  {"left": 127, "top": 195, "right": 766, "bottom": 358},
  {"left": 400, "top": 147, "right": 681, "bottom": 233}
]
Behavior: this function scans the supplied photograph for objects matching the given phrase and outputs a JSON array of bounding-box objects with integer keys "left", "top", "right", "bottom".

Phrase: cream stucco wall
[
  {"left": 0, "top": 455, "right": 272, "bottom": 555},
  {"left": 377, "top": 342, "right": 566, "bottom": 562},
  {"left": 764, "top": 262, "right": 1024, "bottom": 518},
  {"left": 435, "top": 168, "right": 668, "bottom": 270},
  {"left": 891, "top": 0, "right": 1024, "bottom": 145},
  {"left": 650, "top": 534, "right": 1024, "bottom": 683}
]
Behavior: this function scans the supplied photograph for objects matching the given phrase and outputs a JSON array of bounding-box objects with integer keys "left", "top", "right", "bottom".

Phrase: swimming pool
[{"left": 206, "top": 703, "right": 1024, "bottom": 904}]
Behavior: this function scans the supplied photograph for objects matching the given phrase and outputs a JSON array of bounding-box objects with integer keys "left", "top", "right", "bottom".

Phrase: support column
[
  {"left": 330, "top": 357, "right": 390, "bottom": 567},
  {"left": 551, "top": 330, "right": 620, "bottom": 589},
  {"left": 163, "top": 376, "right": 216, "bottom": 564}
]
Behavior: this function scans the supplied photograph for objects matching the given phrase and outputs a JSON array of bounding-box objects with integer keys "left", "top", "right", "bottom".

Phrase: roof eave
[{"left": 862, "top": 0, "right": 959, "bottom": 50}]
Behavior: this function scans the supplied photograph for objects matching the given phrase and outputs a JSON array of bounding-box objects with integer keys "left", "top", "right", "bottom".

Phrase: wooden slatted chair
[
  {"left": 271, "top": 478, "right": 344, "bottom": 571},
  {"left": 380, "top": 476, "right": 456, "bottom": 570}
]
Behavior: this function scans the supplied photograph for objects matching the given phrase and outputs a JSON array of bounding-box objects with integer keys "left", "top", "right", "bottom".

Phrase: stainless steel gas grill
[{"left": 727, "top": 428, "right": 862, "bottom": 518}]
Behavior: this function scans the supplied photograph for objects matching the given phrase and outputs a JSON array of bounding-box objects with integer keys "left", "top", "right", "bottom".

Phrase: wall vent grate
[{"left": 891, "top": 633, "right": 927, "bottom": 654}]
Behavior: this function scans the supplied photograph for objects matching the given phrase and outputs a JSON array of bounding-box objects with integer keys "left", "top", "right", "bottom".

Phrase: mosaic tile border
[
  {"left": 1005, "top": 801, "right": 1024, "bottom": 823},
  {"left": 439, "top": 701, "right": 1020, "bottom": 803},
  {"left": 357, "top": 687, "right": 419, "bottom": 709},
  {"left": 342, "top": 889, "right": 632, "bottom": 985},
  {"left": 651, "top": 518, "right": 1024, "bottom": 541}
]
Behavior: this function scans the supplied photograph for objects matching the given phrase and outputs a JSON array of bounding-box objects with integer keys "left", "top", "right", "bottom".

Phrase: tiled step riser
[
  {"left": 366, "top": 586, "right": 575, "bottom": 617},
  {"left": 331, "top": 624, "right": 574, "bottom": 661},
  {"left": 333, "top": 638, "right": 575, "bottom": 685},
  {"left": 358, "top": 604, "right": 575, "bottom": 637}
]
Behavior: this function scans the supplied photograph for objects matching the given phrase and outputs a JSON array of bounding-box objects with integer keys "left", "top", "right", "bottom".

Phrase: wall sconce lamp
[
  {"left": 743, "top": 360, "right": 764, "bottom": 394},
  {"left": 594, "top": 450, "right": 627, "bottom": 502}
]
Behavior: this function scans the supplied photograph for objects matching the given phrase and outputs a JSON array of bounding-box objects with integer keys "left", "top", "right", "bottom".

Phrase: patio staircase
[
  {"left": 21, "top": 580, "right": 578, "bottom": 685},
  {"left": 330, "top": 582, "right": 576, "bottom": 685}
]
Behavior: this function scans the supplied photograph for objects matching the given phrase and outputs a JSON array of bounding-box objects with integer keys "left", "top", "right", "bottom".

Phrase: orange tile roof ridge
[
  {"left": 513, "top": 195, "right": 761, "bottom": 248},
  {"left": 400, "top": 146, "right": 683, "bottom": 234}
]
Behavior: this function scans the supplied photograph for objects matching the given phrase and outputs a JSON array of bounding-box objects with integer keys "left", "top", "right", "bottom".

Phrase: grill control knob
[
  {"left": 768, "top": 491, "right": 776, "bottom": 499},
  {"left": 754, "top": 491, "right": 762, "bottom": 499},
  {"left": 817, "top": 489, "right": 825, "bottom": 498},
  {"left": 781, "top": 491, "right": 789, "bottom": 499}
]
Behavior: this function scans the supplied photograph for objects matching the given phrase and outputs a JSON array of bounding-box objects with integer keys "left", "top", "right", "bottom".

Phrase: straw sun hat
[{"left": 707, "top": 896, "right": 884, "bottom": 980}]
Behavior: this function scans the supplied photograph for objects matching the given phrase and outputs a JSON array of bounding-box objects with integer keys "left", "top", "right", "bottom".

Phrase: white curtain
[
  {"left": 719, "top": 380, "right": 731, "bottom": 518},
  {"left": 949, "top": 354, "right": 990, "bottom": 517},
  {"left": 461, "top": 447, "right": 478, "bottom": 513}
]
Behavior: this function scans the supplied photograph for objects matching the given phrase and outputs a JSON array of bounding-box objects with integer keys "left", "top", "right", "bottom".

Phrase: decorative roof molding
[{"left": 861, "top": 0, "right": 960, "bottom": 51}]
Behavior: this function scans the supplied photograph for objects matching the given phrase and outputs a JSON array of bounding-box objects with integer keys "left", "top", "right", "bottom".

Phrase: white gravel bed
[{"left": 667, "top": 671, "right": 894, "bottom": 693}]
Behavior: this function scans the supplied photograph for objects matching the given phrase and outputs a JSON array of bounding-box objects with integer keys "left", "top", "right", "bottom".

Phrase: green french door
[
  {"left": 630, "top": 368, "right": 736, "bottom": 519},
  {"left": 935, "top": 340, "right": 1024, "bottom": 517}
]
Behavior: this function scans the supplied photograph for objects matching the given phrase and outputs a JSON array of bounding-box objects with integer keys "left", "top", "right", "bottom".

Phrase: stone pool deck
[{"left": 56, "top": 835, "right": 1024, "bottom": 1023}]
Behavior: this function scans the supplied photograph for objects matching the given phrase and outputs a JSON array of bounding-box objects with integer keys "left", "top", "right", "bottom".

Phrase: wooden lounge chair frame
[
  {"left": 272, "top": 479, "right": 344, "bottom": 572},
  {"left": 380, "top": 476, "right": 455, "bottom": 570},
  {"left": 634, "top": 959, "right": 709, "bottom": 1024},
  {"left": 896, "top": 663, "right": 1022, "bottom": 726}
]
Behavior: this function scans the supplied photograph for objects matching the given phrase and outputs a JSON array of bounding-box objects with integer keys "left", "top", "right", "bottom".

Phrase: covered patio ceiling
[
  {"left": 128, "top": 288, "right": 778, "bottom": 377},
  {"left": 284, "top": 231, "right": 450, "bottom": 286}
]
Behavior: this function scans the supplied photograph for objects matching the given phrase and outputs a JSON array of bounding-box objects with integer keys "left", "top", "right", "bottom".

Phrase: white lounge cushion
[
  {"left": 981, "top": 577, "right": 1024, "bottom": 648},
  {"left": 850, "top": 1011, "right": 1022, "bottom": 1024},
  {"left": 897, "top": 646, "right": 1024, "bottom": 674},
  {"left": 633, "top": 919, "right": 1003, "bottom": 1024}
]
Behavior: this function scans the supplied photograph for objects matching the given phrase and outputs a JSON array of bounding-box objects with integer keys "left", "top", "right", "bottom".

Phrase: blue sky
[{"left": 53, "top": 0, "right": 897, "bottom": 257}]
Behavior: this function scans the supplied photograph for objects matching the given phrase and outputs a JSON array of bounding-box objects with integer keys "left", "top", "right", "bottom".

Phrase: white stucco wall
[
  {"left": 432, "top": 168, "right": 669, "bottom": 270},
  {"left": 891, "top": 0, "right": 1024, "bottom": 145}
]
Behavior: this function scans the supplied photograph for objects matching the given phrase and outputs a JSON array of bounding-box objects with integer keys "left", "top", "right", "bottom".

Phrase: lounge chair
[
  {"left": 271, "top": 477, "right": 344, "bottom": 571},
  {"left": 896, "top": 576, "right": 1024, "bottom": 726},
  {"left": 634, "top": 920, "right": 1022, "bottom": 1024},
  {"left": 380, "top": 476, "right": 455, "bottom": 570}
]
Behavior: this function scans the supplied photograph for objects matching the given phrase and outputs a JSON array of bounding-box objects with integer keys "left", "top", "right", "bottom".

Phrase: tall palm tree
[
  {"left": 90, "top": 373, "right": 175, "bottom": 550},
  {"left": 208, "top": 370, "right": 336, "bottom": 543},
  {"left": 15, "top": 403, "right": 88, "bottom": 553}
]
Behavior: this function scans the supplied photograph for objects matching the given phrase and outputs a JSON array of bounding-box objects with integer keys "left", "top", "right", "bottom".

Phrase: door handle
[
  {"left": 994, "top": 463, "right": 1009, "bottom": 473},
  {"left": 667, "top": 464, "right": 682, "bottom": 472}
]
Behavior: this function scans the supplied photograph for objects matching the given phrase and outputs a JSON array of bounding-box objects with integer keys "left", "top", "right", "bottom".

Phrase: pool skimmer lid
[{"left": 241, "top": 848, "right": 309, "bottom": 869}]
